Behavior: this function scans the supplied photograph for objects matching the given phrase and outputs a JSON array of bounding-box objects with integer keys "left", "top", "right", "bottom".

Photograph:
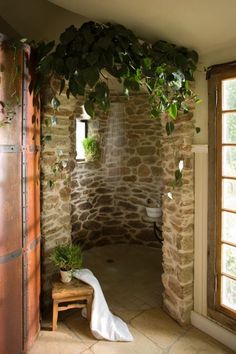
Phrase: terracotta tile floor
[{"left": 29, "top": 245, "right": 234, "bottom": 354}]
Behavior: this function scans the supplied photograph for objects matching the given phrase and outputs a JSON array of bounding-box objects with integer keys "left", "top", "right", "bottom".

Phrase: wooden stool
[{"left": 52, "top": 277, "right": 94, "bottom": 331}]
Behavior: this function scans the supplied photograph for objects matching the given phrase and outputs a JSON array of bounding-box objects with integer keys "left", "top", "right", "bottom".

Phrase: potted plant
[
  {"left": 82, "top": 137, "right": 100, "bottom": 161},
  {"left": 145, "top": 198, "right": 162, "bottom": 218},
  {"left": 50, "top": 243, "right": 83, "bottom": 283}
]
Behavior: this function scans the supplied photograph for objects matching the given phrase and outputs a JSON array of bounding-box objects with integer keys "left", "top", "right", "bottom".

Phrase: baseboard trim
[{"left": 191, "top": 311, "right": 236, "bottom": 352}]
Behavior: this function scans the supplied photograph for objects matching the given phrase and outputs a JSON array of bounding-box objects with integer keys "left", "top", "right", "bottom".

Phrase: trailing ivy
[
  {"left": 29, "top": 21, "right": 199, "bottom": 135},
  {"left": 0, "top": 22, "right": 199, "bottom": 188},
  {"left": 0, "top": 40, "right": 25, "bottom": 126}
]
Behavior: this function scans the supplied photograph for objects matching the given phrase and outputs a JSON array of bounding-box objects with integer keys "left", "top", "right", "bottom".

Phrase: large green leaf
[
  {"left": 69, "top": 77, "right": 84, "bottom": 96},
  {"left": 95, "top": 82, "right": 109, "bottom": 99},
  {"left": 60, "top": 26, "right": 77, "bottom": 44},
  {"left": 51, "top": 97, "right": 60, "bottom": 110},
  {"left": 142, "top": 57, "right": 152, "bottom": 69},
  {"left": 83, "top": 67, "right": 100, "bottom": 87},
  {"left": 53, "top": 57, "right": 64, "bottom": 74},
  {"left": 55, "top": 44, "right": 67, "bottom": 57},
  {"left": 86, "top": 52, "right": 99, "bottom": 66},
  {"left": 166, "top": 121, "right": 175, "bottom": 135},
  {"left": 168, "top": 103, "right": 178, "bottom": 119},
  {"left": 94, "top": 36, "right": 111, "bottom": 50},
  {"left": 66, "top": 57, "right": 78, "bottom": 72},
  {"left": 188, "top": 50, "right": 199, "bottom": 64},
  {"left": 175, "top": 53, "right": 188, "bottom": 68},
  {"left": 39, "top": 55, "right": 53, "bottom": 74},
  {"left": 84, "top": 99, "right": 95, "bottom": 117},
  {"left": 174, "top": 169, "right": 183, "bottom": 186},
  {"left": 59, "top": 79, "right": 65, "bottom": 95}
]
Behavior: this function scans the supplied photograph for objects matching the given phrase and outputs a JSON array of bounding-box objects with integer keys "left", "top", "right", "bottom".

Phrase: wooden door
[
  {"left": 0, "top": 39, "right": 23, "bottom": 354},
  {"left": 22, "top": 46, "right": 41, "bottom": 352},
  {"left": 0, "top": 39, "right": 41, "bottom": 354}
]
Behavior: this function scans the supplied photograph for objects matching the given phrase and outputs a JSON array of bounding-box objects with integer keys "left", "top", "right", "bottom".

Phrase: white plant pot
[
  {"left": 146, "top": 206, "right": 162, "bottom": 218},
  {"left": 60, "top": 269, "right": 72, "bottom": 283}
]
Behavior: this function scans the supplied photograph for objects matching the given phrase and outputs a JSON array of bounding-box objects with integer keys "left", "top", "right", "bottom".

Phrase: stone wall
[
  {"left": 40, "top": 89, "right": 195, "bottom": 325},
  {"left": 161, "top": 112, "right": 195, "bottom": 325},
  {"left": 71, "top": 95, "right": 163, "bottom": 249},
  {"left": 40, "top": 93, "right": 78, "bottom": 305}
]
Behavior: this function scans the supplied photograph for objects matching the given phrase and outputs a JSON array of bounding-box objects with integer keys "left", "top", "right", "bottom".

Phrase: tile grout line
[
  {"left": 163, "top": 325, "right": 192, "bottom": 353},
  {"left": 128, "top": 322, "right": 165, "bottom": 352}
]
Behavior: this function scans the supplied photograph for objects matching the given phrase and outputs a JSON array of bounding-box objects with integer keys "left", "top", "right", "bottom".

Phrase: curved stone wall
[{"left": 71, "top": 95, "right": 164, "bottom": 249}]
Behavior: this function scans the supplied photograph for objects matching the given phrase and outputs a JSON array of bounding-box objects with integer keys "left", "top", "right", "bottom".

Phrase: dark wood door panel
[
  {"left": 0, "top": 152, "right": 22, "bottom": 256},
  {"left": 24, "top": 240, "right": 40, "bottom": 352},
  {"left": 0, "top": 255, "right": 22, "bottom": 354},
  {"left": 25, "top": 151, "right": 40, "bottom": 245}
]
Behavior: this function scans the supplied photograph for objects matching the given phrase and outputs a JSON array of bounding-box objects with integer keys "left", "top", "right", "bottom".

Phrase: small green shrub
[
  {"left": 82, "top": 137, "right": 100, "bottom": 161},
  {"left": 50, "top": 243, "right": 83, "bottom": 271}
]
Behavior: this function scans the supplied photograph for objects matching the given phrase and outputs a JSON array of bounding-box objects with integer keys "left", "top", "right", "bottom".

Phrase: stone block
[
  {"left": 78, "top": 202, "right": 92, "bottom": 210},
  {"left": 117, "top": 201, "right": 137, "bottom": 211},
  {"left": 137, "top": 146, "right": 156, "bottom": 155},
  {"left": 96, "top": 195, "right": 113, "bottom": 205},
  {"left": 176, "top": 265, "right": 193, "bottom": 284},
  {"left": 59, "top": 187, "right": 71, "bottom": 201},
  {"left": 84, "top": 220, "right": 101, "bottom": 230},
  {"left": 138, "top": 164, "right": 151, "bottom": 177}
]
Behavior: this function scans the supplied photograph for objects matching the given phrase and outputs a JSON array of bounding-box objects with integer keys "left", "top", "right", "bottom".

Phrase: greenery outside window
[
  {"left": 208, "top": 63, "right": 236, "bottom": 330},
  {"left": 76, "top": 119, "right": 88, "bottom": 161}
]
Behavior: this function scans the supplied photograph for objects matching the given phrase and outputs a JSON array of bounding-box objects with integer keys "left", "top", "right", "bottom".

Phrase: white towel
[{"left": 73, "top": 268, "right": 133, "bottom": 342}]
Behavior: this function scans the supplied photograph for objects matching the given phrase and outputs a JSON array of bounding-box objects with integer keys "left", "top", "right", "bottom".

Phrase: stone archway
[{"left": 40, "top": 91, "right": 195, "bottom": 326}]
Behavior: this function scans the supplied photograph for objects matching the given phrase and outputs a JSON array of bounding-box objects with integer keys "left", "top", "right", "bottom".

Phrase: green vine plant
[
  {"left": 1, "top": 22, "right": 201, "bottom": 187},
  {"left": 44, "top": 148, "right": 70, "bottom": 189},
  {"left": 0, "top": 40, "right": 27, "bottom": 126},
  {"left": 29, "top": 21, "right": 200, "bottom": 135}
]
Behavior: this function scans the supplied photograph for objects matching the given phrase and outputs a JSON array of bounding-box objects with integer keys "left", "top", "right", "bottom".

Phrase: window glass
[
  {"left": 222, "top": 113, "right": 236, "bottom": 143},
  {"left": 222, "top": 179, "right": 236, "bottom": 211},
  {"left": 222, "top": 146, "right": 236, "bottom": 177},
  {"left": 222, "top": 78, "right": 236, "bottom": 111},
  {"left": 222, "top": 244, "right": 236, "bottom": 277},
  {"left": 222, "top": 275, "right": 236, "bottom": 311},
  {"left": 222, "top": 211, "right": 236, "bottom": 243},
  {"left": 76, "top": 120, "right": 87, "bottom": 160}
]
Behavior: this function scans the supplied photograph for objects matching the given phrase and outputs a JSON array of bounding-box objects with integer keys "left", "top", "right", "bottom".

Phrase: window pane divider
[
  {"left": 221, "top": 239, "right": 236, "bottom": 247},
  {"left": 222, "top": 176, "right": 236, "bottom": 180},
  {"left": 221, "top": 272, "right": 236, "bottom": 282},
  {"left": 221, "top": 109, "right": 236, "bottom": 113},
  {"left": 222, "top": 143, "right": 236, "bottom": 147},
  {"left": 221, "top": 208, "right": 236, "bottom": 214},
  {"left": 221, "top": 207, "right": 236, "bottom": 214}
]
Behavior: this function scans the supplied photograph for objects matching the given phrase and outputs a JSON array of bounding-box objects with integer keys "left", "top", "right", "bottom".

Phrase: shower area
[
  {"left": 41, "top": 90, "right": 195, "bottom": 328},
  {"left": 71, "top": 95, "right": 163, "bottom": 249}
]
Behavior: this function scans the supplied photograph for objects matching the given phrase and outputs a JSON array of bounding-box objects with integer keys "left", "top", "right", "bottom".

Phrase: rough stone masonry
[
  {"left": 41, "top": 90, "right": 195, "bottom": 325},
  {"left": 71, "top": 94, "right": 163, "bottom": 249}
]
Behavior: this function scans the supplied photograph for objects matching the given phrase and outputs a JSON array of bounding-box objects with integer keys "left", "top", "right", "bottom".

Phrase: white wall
[{"left": 0, "top": 0, "right": 88, "bottom": 41}]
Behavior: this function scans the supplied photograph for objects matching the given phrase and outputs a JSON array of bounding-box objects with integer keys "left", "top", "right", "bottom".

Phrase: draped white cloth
[{"left": 73, "top": 269, "right": 133, "bottom": 342}]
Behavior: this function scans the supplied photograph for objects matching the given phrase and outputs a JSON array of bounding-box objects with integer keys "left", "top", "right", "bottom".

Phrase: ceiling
[{"left": 48, "top": 0, "right": 236, "bottom": 56}]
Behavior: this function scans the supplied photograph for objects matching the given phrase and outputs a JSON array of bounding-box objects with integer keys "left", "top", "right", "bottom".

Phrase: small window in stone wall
[{"left": 76, "top": 119, "right": 88, "bottom": 160}]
